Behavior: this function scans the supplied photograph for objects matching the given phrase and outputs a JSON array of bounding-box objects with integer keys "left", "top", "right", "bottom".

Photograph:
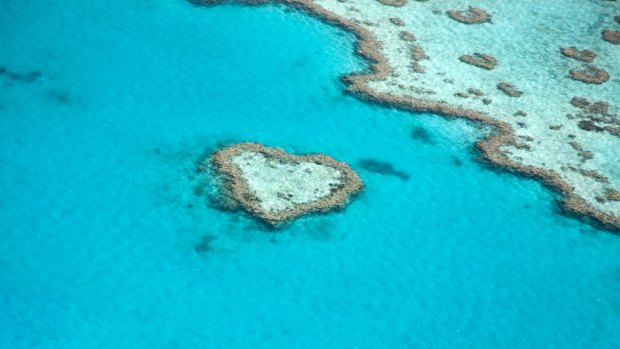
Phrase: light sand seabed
[{"left": 194, "top": 0, "right": 620, "bottom": 232}]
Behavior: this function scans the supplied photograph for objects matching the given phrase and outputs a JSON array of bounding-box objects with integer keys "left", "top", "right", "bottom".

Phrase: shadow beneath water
[
  {"left": 411, "top": 126, "right": 434, "bottom": 144},
  {"left": 195, "top": 234, "right": 218, "bottom": 254},
  {"left": 357, "top": 158, "right": 409, "bottom": 181},
  {"left": 0, "top": 66, "right": 42, "bottom": 83}
]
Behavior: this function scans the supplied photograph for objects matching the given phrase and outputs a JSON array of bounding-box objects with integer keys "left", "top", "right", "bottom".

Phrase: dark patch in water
[
  {"left": 195, "top": 235, "right": 218, "bottom": 254},
  {"left": 0, "top": 66, "right": 42, "bottom": 83},
  {"left": 48, "top": 89, "right": 70, "bottom": 103},
  {"left": 307, "top": 219, "right": 336, "bottom": 240},
  {"left": 291, "top": 57, "right": 309, "bottom": 69},
  {"left": 358, "top": 158, "right": 410, "bottom": 181},
  {"left": 452, "top": 156, "right": 463, "bottom": 167},
  {"left": 411, "top": 127, "right": 434, "bottom": 144},
  {"left": 193, "top": 185, "right": 206, "bottom": 197}
]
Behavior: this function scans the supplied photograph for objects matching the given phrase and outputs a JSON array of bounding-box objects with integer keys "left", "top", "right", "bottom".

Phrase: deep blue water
[{"left": 1, "top": 1, "right": 619, "bottom": 348}]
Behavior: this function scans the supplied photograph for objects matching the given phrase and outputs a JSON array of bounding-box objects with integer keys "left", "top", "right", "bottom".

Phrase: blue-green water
[{"left": 1, "top": 1, "right": 619, "bottom": 348}]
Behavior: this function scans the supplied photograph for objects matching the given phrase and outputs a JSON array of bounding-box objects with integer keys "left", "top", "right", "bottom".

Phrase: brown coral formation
[
  {"left": 497, "top": 82, "right": 523, "bottom": 97},
  {"left": 560, "top": 47, "right": 597, "bottom": 62},
  {"left": 568, "top": 65, "right": 609, "bottom": 84},
  {"left": 410, "top": 62, "right": 426, "bottom": 74},
  {"left": 607, "top": 188, "right": 620, "bottom": 202},
  {"left": 446, "top": 7, "right": 491, "bottom": 24},
  {"left": 606, "top": 126, "right": 620, "bottom": 137},
  {"left": 459, "top": 53, "right": 497, "bottom": 70},
  {"left": 568, "top": 166, "right": 609, "bottom": 184},
  {"left": 399, "top": 31, "right": 416, "bottom": 42},
  {"left": 578, "top": 120, "right": 605, "bottom": 132},
  {"left": 571, "top": 97, "right": 609, "bottom": 114},
  {"left": 467, "top": 88, "right": 483, "bottom": 96},
  {"left": 209, "top": 142, "right": 363, "bottom": 226},
  {"left": 602, "top": 29, "right": 620, "bottom": 44},
  {"left": 570, "top": 98, "right": 619, "bottom": 138},
  {"left": 569, "top": 141, "right": 594, "bottom": 162},
  {"left": 375, "top": 0, "right": 407, "bottom": 7},
  {"left": 389, "top": 18, "right": 405, "bottom": 26},
  {"left": 409, "top": 45, "right": 428, "bottom": 74},
  {"left": 514, "top": 110, "right": 527, "bottom": 117},
  {"left": 411, "top": 45, "right": 429, "bottom": 61},
  {"left": 570, "top": 97, "right": 590, "bottom": 109},
  {"left": 192, "top": 0, "right": 620, "bottom": 233},
  {"left": 591, "top": 101, "right": 609, "bottom": 115}
]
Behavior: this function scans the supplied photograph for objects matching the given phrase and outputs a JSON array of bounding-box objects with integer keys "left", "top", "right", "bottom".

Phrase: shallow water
[{"left": 1, "top": 1, "right": 619, "bottom": 348}]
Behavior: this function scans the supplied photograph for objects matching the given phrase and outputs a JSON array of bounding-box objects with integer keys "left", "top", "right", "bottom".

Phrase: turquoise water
[{"left": 1, "top": 0, "right": 620, "bottom": 348}]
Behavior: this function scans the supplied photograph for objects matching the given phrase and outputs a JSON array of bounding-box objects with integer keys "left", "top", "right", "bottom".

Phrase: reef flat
[
  {"left": 209, "top": 142, "right": 363, "bottom": 226},
  {"left": 192, "top": 0, "right": 620, "bottom": 232}
]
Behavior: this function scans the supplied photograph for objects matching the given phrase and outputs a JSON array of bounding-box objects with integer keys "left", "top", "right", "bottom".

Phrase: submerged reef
[
  {"left": 389, "top": 17, "right": 405, "bottom": 26},
  {"left": 410, "top": 45, "right": 429, "bottom": 73},
  {"left": 568, "top": 65, "right": 610, "bottom": 84},
  {"left": 208, "top": 142, "right": 363, "bottom": 226},
  {"left": 411, "top": 45, "right": 428, "bottom": 61},
  {"left": 446, "top": 7, "right": 491, "bottom": 24},
  {"left": 602, "top": 29, "right": 620, "bottom": 45},
  {"left": 192, "top": 0, "right": 620, "bottom": 233},
  {"left": 459, "top": 53, "right": 497, "bottom": 70},
  {"left": 497, "top": 82, "right": 523, "bottom": 97},
  {"left": 560, "top": 47, "right": 597, "bottom": 63},
  {"left": 375, "top": 0, "right": 406, "bottom": 7},
  {"left": 399, "top": 31, "right": 416, "bottom": 42},
  {"left": 569, "top": 97, "right": 620, "bottom": 138}
]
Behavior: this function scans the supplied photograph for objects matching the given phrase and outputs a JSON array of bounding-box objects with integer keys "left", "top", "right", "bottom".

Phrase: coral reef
[
  {"left": 560, "top": 47, "right": 597, "bottom": 62},
  {"left": 515, "top": 110, "right": 527, "bottom": 117},
  {"left": 602, "top": 29, "right": 620, "bottom": 44},
  {"left": 399, "top": 31, "right": 416, "bottom": 42},
  {"left": 411, "top": 45, "right": 429, "bottom": 61},
  {"left": 209, "top": 142, "right": 363, "bottom": 226},
  {"left": 389, "top": 18, "right": 405, "bottom": 26},
  {"left": 192, "top": 0, "right": 620, "bottom": 232},
  {"left": 446, "top": 7, "right": 491, "bottom": 24},
  {"left": 459, "top": 53, "right": 497, "bottom": 70},
  {"left": 375, "top": 0, "right": 406, "bottom": 7},
  {"left": 569, "top": 97, "right": 619, "bottom": 138},
  {"left": 569, "top": 65, "right": 610, "bottom": 84},
  {"left": 409, "top": 45, "right": 428, "bottom": 74},
  {"left": 467, "top": 88, "right": 484, "bottom": 96},
  {"left": 568, "top": 141, "right": 594, "bottom": 162},
  {"left": 497, "top": 82, "right": 523, "bottom": 97}
]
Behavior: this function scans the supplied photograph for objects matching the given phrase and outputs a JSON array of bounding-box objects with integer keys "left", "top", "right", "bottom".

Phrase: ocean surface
[{"left": 1, "top": 1, "right": 619, "bottom": 348}]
